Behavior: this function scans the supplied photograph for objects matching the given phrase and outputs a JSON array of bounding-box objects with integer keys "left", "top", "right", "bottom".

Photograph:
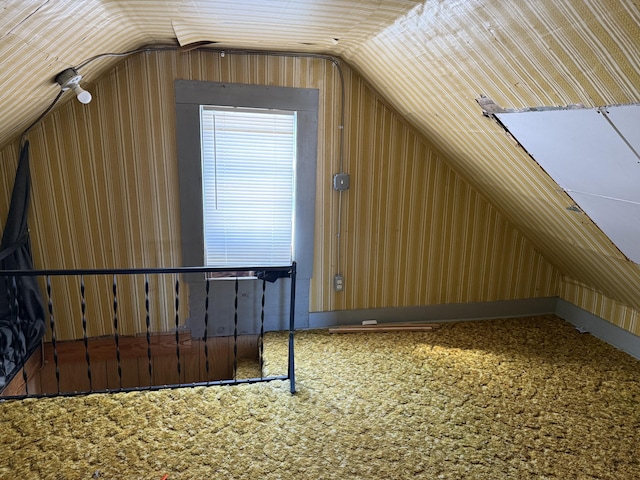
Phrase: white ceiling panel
[
  {"left": 605, "top": 104, "right": 640, "bottom": 156},
  {"left": 497, "top": 104, "right": 640, "bottom": 264},
  {"left": 496, "top": 108, "right": 640, "bottom": 203},
  {"left": 570, "top": 193, "right": 640, "bottom": 263}
]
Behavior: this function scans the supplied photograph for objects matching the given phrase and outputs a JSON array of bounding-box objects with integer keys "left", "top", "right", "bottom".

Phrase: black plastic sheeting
[{"left": 0, "top": 141, "right": 45, "bottom": 390}]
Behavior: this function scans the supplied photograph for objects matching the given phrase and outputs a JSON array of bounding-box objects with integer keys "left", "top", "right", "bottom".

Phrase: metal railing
[{"left": 0, "top": 263, "right": 297, "bottom": 399}]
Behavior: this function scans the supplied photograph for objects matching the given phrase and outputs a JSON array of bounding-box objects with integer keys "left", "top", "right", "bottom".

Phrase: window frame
[{"left": 175, "top": 80, "right": 318, "bottom": 335}]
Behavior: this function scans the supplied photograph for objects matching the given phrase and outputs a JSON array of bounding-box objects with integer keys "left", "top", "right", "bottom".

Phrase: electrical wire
[
  {"left": 205, "top": 48, "right": 347, "bottom": 278},
  {"left": 21, "top": 44, "right": 349, "bottom": 283},
  {"left": 20, "top": 90, "right": 64, "bottom": 146},
  {"left": 19, "top": 45, "right": 180, "bottom": 142},
  {"left": 74, "top": 45, "right": 178, "bottom": 71},
  {"left": 210, "top": 48, "right": 346, "bottom": 173}
]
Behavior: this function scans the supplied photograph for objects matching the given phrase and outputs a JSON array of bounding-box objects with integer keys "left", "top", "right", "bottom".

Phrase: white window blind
[{"left": 200, "top": 106, "right": 296, "bottom": 267}]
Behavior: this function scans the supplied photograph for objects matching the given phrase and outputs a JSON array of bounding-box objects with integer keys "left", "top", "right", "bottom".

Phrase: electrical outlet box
[
  {"left": 334, "top": 274, "right": 344, "bottom": 292},
  {"left": 333, "top": 173, "right": 350, "bottom": 191}
]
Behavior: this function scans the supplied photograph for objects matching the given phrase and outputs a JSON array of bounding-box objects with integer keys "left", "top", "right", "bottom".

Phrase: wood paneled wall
[
  {"left": 1, "top": 51, "right": 562, "bottom": 340},
  {"left": 560, "top": 278, "right": 640, "bottom": 335},
  {"left": 343, "top": 1, "right": 640, "bottom": 337}
]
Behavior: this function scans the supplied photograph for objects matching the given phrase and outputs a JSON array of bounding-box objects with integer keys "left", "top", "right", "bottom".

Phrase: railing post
[
  {"left": 80, "top": 275, "right": 93, "bottom": 392},
  {"left": 259, "top": 278, "right": 266, "bottom": 379},
  {"left": 11, "top": 276, "right": 28, "bottom": 395},
  {"left": 174, "top": 276, "right": 181, "bottom": 384},
  {"left": 112, "top": 275, "right": 122, "bottom": 389},
  {"left": 288, "top": 262, "right": 297, "bottom": 394},
  {"left": 203, "top": 279, "right": 210, "bottom": 383},
  {"left": 46, "top": 275, "right": 61, "bottom": 393},
  {"left": 233, "top": 277, "right": 238, "bottom": 380},
  {"left": 144, "top": 274, "right": 152, "bottom": 385}
]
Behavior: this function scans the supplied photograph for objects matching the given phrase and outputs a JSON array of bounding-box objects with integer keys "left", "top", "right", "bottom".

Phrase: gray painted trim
[
  {"left": 174, "top": 80, "right": 319, "bottom": 333},
  {"left": 185, "top": 277, "right": 310, "bottom": 338},
  {"left": 308, "top": 296, "right": 640, "bottom": 360},
  {"left": 309, "top": 297, "right": 558, "bottom": 329},
  {"left": 175, "top": 80, "right": 319, "bottom": 277},
  {"left": 176, "top": 80, "right": 319, "bottom": 112},
  {"left": 555, "top": 298, "right": 640, "bottom": 360}
]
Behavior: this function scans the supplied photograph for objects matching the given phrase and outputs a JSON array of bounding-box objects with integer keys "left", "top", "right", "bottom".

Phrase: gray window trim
[{"left": 175, "top": 80, "right": 319, "bottom": 336}]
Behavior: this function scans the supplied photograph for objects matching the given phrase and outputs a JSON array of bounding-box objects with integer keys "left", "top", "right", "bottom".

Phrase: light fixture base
[{"left": 55, "top": 68, "right": 83, "bottom": 91}]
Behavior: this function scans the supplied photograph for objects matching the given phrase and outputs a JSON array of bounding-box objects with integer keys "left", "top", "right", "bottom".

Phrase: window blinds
[{"left": 200, "top": 106, "right": 296, "bottom": 267}]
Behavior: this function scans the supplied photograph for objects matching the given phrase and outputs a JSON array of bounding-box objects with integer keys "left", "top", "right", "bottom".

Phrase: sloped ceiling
[{"left": 2, "top": 1, "right": 640, "bottom": 314}]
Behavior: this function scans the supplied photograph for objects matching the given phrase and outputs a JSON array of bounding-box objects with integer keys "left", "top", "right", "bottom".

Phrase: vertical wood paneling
[
  {"left": 334, "top": 60, "right": 560, "bottom": 311},
  {"left": 560, "top": 278, "right": 640, "bottom": 336},
  {"left": 2, "top": 50, "right": 561, "bottom": 340},
  {"left": 0, "top": 1, "right": 638, "bottom": 340},
  {"left": 344, "top": 0, "right": 640, "bottom": 331}
]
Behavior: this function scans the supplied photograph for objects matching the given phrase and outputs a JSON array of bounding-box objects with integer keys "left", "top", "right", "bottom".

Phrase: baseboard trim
[
  {"left": 309, "top": 297, "right": 558, "bottom": 329},
  {"left": 309, "top": 296, "right": 640, "bottom": 360},
  {"left": 555, "top": 298, "right": 640, "bottom": 360}
]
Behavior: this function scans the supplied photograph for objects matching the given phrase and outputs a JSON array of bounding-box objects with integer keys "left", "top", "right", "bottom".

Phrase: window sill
[{"left": 206, "top": 271, "right": 256, "bottom": 281}]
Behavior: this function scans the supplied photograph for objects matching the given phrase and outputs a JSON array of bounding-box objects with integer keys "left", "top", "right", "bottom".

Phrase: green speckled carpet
[{"left": 1, "top": 315, "right": 639, "bottom": 479}]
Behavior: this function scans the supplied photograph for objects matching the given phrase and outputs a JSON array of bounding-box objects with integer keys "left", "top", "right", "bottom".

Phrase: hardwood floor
[{"left": 1, "top": 333, "right": 259, "bottom": 396}]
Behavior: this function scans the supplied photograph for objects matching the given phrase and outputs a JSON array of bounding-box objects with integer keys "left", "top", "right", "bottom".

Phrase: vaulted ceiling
[{"left": 2, "top": 1, "right": 640, "bottom": 317}]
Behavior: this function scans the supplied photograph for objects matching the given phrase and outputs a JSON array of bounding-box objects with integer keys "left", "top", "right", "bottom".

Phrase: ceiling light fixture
[{"left": 55, "top": 68, "right": 92, "bottom": 104}]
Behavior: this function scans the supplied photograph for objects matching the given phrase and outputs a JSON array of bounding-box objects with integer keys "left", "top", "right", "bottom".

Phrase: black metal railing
[{"left": 0, "top": 263, "right": 297, "bottom": 399}]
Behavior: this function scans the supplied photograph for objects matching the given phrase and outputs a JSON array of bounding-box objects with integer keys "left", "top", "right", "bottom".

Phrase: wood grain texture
[
  {"left": 43, "top": 331, "right": 192, "bottom": 363},
  {"left": 7, "top": 334, "right": 260, "bottom": 395},
  {"left": 3, "top": 50, "right": 560, "bottom": 341}
]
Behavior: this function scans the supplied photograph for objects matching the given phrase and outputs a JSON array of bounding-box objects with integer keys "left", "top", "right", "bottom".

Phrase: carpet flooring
[{"left": 1, "top": 314, "right": 639, "bottom": 479}]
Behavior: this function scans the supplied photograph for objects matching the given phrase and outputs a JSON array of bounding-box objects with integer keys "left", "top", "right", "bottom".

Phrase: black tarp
[{"left": 0, "top": 141, "right": 45, "bottom": 389}]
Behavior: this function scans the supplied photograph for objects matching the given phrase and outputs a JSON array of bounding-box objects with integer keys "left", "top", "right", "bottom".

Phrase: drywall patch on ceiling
[{"left": 480, "top": 99, "right": 640, "bottom": 264}]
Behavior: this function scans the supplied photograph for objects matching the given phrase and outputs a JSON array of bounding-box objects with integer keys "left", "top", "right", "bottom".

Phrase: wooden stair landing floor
[{"left": 1, "top": 332, "right": 259, "bottom": 397}]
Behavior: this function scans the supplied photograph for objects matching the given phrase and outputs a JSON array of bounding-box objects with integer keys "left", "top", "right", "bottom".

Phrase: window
[
  {"left": 175, "top": 80, "right": 318, "bottom": 335},
  {"left": 200, "top": 107, "right": 296, "bottom": 268}
]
